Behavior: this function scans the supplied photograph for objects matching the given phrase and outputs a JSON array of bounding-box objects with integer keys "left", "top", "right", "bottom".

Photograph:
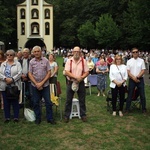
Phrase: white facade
[{"left": 17, "top": 0, "right": 53, "bottom": 52}]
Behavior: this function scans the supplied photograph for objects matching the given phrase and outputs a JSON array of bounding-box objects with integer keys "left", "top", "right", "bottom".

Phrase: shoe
[
  {"left": 124, "top": 110, "right": 129, "bottom": 115},
  {"left": 47, "top": 120, "right": 56, "bottom": 125},
  {"left": 35, "top": 119, "right": 41, "bottom": 125},
  {"left": 64, "top": 117, "right": 69, "bottom": 123},
  {"left": 97, "top": 93, "right": 100, "bottom": 96},
  {"left": 14, "top": 118, "right": 19, "bottom": 123},
  {"left": 142, "top": 110, "right": 147, "bottom": 115},
  {"left": 102, "top": 93, "right": 106, "bottom": 97},
  {"left": 119, "top": 111, "right": 123, "bottom": 117},
  {"left": 4, "top": 119, "right": 10, "bottom": 123},
  {"left": 81, "top": 116, "right": 87, "bottom": 122},
  {"left": 112, "top": 111, "right": 116, "bottom": 116}
]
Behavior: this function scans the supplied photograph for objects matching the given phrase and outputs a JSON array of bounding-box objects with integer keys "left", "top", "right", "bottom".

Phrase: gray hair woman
[{"left": 0, "top": 49, "right": 22, "bottom": 123}]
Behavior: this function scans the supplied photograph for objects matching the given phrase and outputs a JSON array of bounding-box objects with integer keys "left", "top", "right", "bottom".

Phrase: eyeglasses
[
  {"left": 116, "top": 59, "right": 121, "bottom": 60},
  {"left": 132, "top": 51, "right": 138, "bottom": 54},
  {"left": 6, "top": 54, "right": 13, "bottom": 56}
]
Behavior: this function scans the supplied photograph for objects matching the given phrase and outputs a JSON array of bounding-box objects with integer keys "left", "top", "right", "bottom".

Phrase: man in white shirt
[{"left": 125, "top": 48, "right": 147, "bottom": 114}]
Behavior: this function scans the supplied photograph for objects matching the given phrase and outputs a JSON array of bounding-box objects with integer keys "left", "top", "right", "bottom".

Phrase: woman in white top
[
  {"left": 109, "top": 55, "right": 128, "bottom": 117},
  {"left": 49, "top": 54, "right": 59, "bottom": 85}
]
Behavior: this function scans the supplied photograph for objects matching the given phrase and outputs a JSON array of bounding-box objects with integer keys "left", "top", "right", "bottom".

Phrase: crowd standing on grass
[{"left": 0, "top": 47, "right": 149, "bottom": 124}]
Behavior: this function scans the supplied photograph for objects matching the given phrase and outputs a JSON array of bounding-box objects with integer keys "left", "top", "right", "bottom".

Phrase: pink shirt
[{"left": 65, "top": 57, "right": 89, "bottom": 80}]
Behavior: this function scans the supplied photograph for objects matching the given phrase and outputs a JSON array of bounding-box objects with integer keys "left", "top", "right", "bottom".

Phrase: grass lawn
[{"left": 0, "top": 56, "right": 150, "bottom": 150}]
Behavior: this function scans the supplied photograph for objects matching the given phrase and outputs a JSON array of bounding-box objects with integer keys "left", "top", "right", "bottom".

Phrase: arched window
[
  {"left": 32, "top": 9, "right": 39, "bottom": 19},
  {"left": 45, "top": 9, "right": 50, "bottom": 19},
  {"left": 31, "top": 22, "right": 39, "bottom": 35},
  {"left": 21, "top": 22, "right": 25, "bottom": 35},
  {"left": 45, "top": 22, "right": 50, "bottom": 35},
  {"left": 32, "top": 0, "right": 38, "bottom": 5},
  {"left": 20, "top": 9, "right": 25, "bottom": 19}
]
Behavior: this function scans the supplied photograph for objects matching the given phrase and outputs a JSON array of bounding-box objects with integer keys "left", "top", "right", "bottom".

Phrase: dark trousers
[
  {"left": 111, "top": 85, "right": 125, "bottom": 111},
  {"left": 64, "top": 81, "right": 86, "bottom": 118},
  {"left": 126, "top": 78, "right": 146, "bottom": 111},
  {"left": 2, "top": 91, "right": 20, "bottom": 119},
  {"left": 31, "top": 85, "right": 53, "bottom": 121}
]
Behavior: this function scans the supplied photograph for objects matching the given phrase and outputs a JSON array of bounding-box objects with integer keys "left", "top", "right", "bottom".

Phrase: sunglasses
[
  {"left": 132, "top": 51, "right": 138, "bottom": 54},
  {"left": 6, "top": 54, "right": 13, "bottom": 56}
]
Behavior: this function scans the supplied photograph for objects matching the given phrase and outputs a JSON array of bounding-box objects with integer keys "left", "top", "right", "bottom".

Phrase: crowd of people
[
  {"left": 0, "top": 46, "right": 149, "bottom": 124},
  {"left": 63, "top": 47, "right": 149, "bottom": 118}
]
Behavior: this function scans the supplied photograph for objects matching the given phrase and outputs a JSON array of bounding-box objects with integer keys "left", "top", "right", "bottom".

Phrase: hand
[
  {"left": 35, "top": 82, "right": 43, "bottom": 90},
  {"left": 117, "top": 82, "right": 122, "bottom": 87},
  {"left": 5, "top": 78, "right": 13, "bottom": 84},
  {"left": 76, "top": 76, "right": 83, "bottom": 83},
  {"left": 133, "top": 76, "right": 140, "bottom": 83}
]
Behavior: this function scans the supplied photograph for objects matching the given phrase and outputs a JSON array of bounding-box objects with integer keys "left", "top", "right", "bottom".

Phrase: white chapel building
[{"left": 17, "top": 0, "right": 53, "bottom": 52}]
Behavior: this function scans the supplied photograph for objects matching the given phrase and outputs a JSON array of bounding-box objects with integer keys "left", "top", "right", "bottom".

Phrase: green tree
[
  {"left": 122, "top": 0, "right": 150, "bottom": 50},
  {"left": 77, "top": 21, "right": 96, "bottom": 49},
  {"left": 95, "top": 14, "right": 121, "bottom": 49},
  {"left": 0, "top": 1, "right": 13, "bottom": 42},
  {"left": 60, "top": 17, "right": 79, "bottom": 47}
]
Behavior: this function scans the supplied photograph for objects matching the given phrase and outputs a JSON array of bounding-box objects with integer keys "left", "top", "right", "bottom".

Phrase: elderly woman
[
  {"left": 109, "top": 55, "right": 128, "bottom": 117},
  {"left": 96, "top": 59, "right": 109, "bottom": 96},
  {"left": 0, "top": 50, "right": 22, "bottom": 123}
]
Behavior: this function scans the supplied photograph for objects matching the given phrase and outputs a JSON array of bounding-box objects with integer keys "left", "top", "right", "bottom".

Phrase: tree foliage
[
  {"left": 77, "top": 21, "right": 95, "bottom": 49},
  {"left": 0, "top": 0, "right": 150, "bottom": 50},
  {"left": 95, "top": 14, "right": 121, "bottom": 49}
]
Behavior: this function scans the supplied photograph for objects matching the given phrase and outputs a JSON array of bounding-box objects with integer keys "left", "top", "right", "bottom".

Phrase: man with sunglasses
[{"left": 125, "top": 48, "right": 147, "bottom": 114}]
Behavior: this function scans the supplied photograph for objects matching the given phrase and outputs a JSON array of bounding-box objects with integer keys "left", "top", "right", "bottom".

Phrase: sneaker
[
  {"left": 112, "top": 111, "right": 116, "bottom": 116},
  {"left": 119, "top": 111, "right": 123, "bottom": 117}
]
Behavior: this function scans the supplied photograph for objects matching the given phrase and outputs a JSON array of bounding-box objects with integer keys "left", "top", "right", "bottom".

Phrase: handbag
[
  {"left": 6, "top": 85, "right": 19, "bottom": 99},
  {"left": 116, "top": 65, "right": 128, "bottom": 92}
]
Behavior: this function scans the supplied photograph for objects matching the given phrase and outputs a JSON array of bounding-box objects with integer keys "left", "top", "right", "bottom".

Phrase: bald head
[{"left": 73, "top": 46, "right": 81, "bottom": 52}]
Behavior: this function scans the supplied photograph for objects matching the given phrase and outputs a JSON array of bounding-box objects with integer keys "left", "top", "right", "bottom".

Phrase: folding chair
[
  {"left": 131, "top": 87, "right": 141, "bottom": 110},
  {"left": 88, "top": 74, "right": 97, "bottom": 94},
  {"left": 50, "top": 83, "right": 62, "bottom": 120},
  {"left": 88, "top": 74, "right": 97, "bottom": 86},
  {"left": 84, "top": 76, "right": 91, "bottom": 95}
]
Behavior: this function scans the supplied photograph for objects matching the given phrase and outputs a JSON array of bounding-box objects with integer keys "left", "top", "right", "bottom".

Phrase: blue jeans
[
  {"left": 126, "top": 78, "right": 146, "bottom": 111},
  {"left": 64, "top": 81, "right": 86, "bottom": 118},
  {"left": 31, "top": 85, "right": 53, "bottom": 121},
  {"left": 2, "top": 91, "right": 20, "bottom": 119}
]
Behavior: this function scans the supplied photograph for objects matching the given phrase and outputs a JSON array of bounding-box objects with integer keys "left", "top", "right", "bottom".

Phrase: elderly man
[
  {"left": 64, "top": 46, "right": 89, "bottom": 123},
  {"left": 19, "top": 48, "right": 32, "bottom": 107},
  {"left": 28, "top": 46, "right": 55, "bottom": 125}
]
